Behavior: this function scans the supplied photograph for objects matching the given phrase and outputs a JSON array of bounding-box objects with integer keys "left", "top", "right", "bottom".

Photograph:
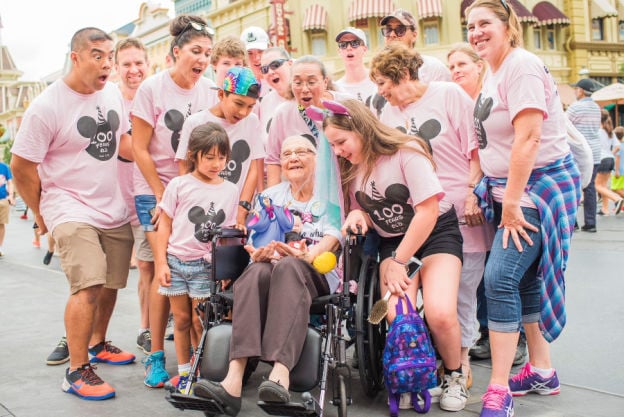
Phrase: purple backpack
[{"left": 383, "top": 296, "right": 437, "bottom": 416}]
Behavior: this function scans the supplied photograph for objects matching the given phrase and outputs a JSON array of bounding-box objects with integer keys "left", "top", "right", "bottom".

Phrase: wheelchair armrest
[{"left": 216, "top": 228, "right": 247, "bottom": 239}]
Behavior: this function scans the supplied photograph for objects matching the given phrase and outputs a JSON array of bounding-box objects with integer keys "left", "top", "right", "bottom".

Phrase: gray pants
[{"left": 230, "top": 257, "right": 330, "bottom": 370}]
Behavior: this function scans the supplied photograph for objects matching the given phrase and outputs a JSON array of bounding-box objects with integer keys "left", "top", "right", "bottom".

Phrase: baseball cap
[
  {"left": 571, "top": 78, "right": 602, "bottom": 94},
  {"left": 214, "top": 67, "right": 260, "bottom": 99},
  {"left": 335, "top": 27, "right": 367, "bottom": 47},
  {"left": 380, "top": 9, "right": 417, "bottom": 27},
  {"left": 240, "top": 26, "right": 270, "bottom": 51}
]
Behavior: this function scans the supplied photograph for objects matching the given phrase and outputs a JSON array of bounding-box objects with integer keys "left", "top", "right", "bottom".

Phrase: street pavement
[{"left": 1, "top": 206, "right": 623, "bottom": 417}]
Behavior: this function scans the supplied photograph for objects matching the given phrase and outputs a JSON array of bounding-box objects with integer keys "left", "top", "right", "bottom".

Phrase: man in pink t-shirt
[{"left": 11, "top": 28, "right": 135, "bottom": 401}]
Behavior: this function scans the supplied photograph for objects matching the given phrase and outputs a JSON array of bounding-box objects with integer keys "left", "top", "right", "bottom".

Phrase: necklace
[{"left": 287, "top": 186, "right": 320, "bottom": 224}]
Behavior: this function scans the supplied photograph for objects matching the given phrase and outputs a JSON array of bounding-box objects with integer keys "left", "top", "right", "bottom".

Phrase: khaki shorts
[
  {"left": 53, "top": 222, "right": 133, "bottom": 294},
  {"left": 0, "top": 199, "right": 9, "bottom": 224},
  {"left": 132, "top": 225, "right": 154, "bottom": 262}
]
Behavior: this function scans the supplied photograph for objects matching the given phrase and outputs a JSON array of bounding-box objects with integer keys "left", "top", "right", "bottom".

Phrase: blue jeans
[
  {"left": 134, "top": 195, "right": 157, "bottom": 232},
  {"left": 485, "top": 204, "right": 542, "bottom": 333}
]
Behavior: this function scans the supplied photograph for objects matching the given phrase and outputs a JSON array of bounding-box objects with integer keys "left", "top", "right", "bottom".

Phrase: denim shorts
[
  {"left": 484, "top": 203, "right": 542, "bottom": 333},
  {"left": 158, "top": 254, "right": 212, "bottom": 299},
  {"left": 134, "top": 195, "right": 157, "bottom": 232}
]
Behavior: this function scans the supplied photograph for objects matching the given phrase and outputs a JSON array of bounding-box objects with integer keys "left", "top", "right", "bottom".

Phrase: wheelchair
[{"left": 165, "top": 228, "right": 386, "bottom": 417}]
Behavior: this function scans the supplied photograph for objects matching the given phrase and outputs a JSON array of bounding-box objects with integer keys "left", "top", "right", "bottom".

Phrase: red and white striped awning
[
  {"left": 417, "top": 0, "right": 443, "bottom": 19},
  {"left": 532, "top": 1, "right": 570, "bottom": 26},
  {"left": 302, "top": 4, "right": 328, "bottom": 31},
  {"left": 348, "top": 0, "right": 395, "bottom": 22}
]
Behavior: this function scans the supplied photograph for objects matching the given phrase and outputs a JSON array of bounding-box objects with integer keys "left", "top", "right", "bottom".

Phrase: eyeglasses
[
  {"left": 280, "top": 149, "right": 315, "bottom": 160},
  {"left": 179, "top": 21, "right": 215, "bottom": 39},
  {"left": 260, "top": 59, "right": 288, "bottom": 75},
  {"left": 338, "top": 40, "right": 363, "bottom": 50},
  {"left": 381, "top": 25, "right": 412, "bottom": 37},
  {"left": 500, "top": 0, "right": 511, "bottom": 15}
]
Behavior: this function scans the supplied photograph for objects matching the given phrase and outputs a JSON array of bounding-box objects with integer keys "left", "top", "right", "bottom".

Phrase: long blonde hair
[
  {"left": 322, "top": 99, "right": 433, "bottom": 210},
  {"left": 465, "top": 0, "right": 523, "bottom": 48}
]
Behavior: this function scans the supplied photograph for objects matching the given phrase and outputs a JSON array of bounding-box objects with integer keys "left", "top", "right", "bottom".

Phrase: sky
[{"left": 0, "top": 0, "right": 174, "bottom": 81}]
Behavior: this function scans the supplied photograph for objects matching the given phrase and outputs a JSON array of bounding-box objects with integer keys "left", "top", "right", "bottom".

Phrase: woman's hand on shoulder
[{"left": 341, "top": 209, "right": 370, "bottom": 236}]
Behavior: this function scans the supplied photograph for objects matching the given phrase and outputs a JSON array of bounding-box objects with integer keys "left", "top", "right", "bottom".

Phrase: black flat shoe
[
  {"left": 194, "top": 380, "right": 241, "bottom": 416},
  {"left": 258, "top": 379, "right": 290, "bottom": 403}
]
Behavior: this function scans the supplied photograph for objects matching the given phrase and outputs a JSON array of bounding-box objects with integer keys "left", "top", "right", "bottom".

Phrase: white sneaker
[
  {"left": 429, "top": 383, "right": 443, "bottom": 403},
  {"left": 439, "top": 371, "right": 468, "bottom": 411}
]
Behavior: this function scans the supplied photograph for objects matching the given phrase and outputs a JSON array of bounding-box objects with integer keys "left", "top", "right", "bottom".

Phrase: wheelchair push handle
[{"left": 208, "top": 227, "right": 248, "bottom": 242}]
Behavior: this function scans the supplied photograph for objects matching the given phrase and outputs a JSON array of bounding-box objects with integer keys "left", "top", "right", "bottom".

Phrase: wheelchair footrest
[
  {"left": 166, "top": 390, "right": 225, "bottom": 414},
  {"left": 258, "top": 401, "right": 318, "bottom": 417}
]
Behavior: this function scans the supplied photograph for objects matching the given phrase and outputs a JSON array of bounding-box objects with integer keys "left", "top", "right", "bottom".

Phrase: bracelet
[
  {"left": 239, "top": 200, "right": 252, "bottom": 211},
  {"left": 390, "top": 251, "right": 408, "bottom": 266}
]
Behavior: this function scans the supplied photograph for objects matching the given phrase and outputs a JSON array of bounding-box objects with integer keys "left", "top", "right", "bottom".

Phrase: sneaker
[
  {"left": 479, "top": 384, "right": 514, "bottom": 417},
  {"left": 20, "top": 213, "right": 28, "bottom": 220},
  {"left": 46, "top": 336, "right": 70, "bottom": 365},
  {"left": 143, "top": 350, "right": 170, "bottom": 388},
  {"left": 32, "top": 239, "right": 40, "bottom": 248},
  {"left": 136, "top": 330, "right": 152, "bottom": 355},
  {"left": 43, "top": 251, "right": 54, "bottom": 265},
  {"left": 439, "top": 371, "right": 469, "bottom": 411},
  {"left": 615, "top": 199, "right": 624, "bottom": 215},
  {"left": 61, "top": 364, "right": 115, "bottom": 400},
  {"left": 508, "top": 363, "right": 560, "bottom": 396},
  {"left": 512, "top": 334, "right": 528, "bottom": 366},
  {"left": 165, "top": 313, "right": 175, "bottom": 341},
  {"left": 176, "top": 372, "right": 191, "bottom": 393},
  {"left": 469, "top": 332, "right": 491, "bottom": 359},
  {"left": 89, "top": 341, "right": 136, "bottom": 365},
  {"left": 581, "top": 225, "right": 597, "bottom": 233}
]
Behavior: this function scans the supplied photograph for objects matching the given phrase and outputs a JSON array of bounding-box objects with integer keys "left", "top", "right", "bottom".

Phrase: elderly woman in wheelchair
[{"left": 193, "top": 135, "right": 342, "bottom": 416}]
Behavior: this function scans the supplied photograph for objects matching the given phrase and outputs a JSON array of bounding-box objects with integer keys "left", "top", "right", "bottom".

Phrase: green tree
[{"left": 2, "top": 139, "right": 13, "bottom": 165}]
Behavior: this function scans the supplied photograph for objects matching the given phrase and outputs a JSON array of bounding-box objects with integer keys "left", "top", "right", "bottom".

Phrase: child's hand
[
  {"left": 341, "top": 210, "right": 368, "bottom": 236},
  {"left": 156, "top": 264, "right": 171, "bottom": 287},
  {"left": 150, "top": 207, "right": 162, "bottom": 231}
]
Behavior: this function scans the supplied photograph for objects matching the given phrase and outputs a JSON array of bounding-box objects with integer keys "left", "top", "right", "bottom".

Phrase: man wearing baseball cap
[
  {"left": 566, "top": 78, "right": 603, "bottom": 232},
  {"left": 175, "top": 66, "right": 265, "bottom": 225},
  {"left": 240, "top": 26, "right": 271, "bottom": 82},
  {"left": 380, "top": 9, "right": 450, "bottom": 83},
  {"left": 334, "top": 27, "right": 376, "bottom": 105}
]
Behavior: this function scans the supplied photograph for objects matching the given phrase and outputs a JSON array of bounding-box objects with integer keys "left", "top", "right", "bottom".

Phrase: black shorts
[
  {"left": 597, "top": 157, "right": 615, "bottom": 173},
  {"left": 378, "top": 206, "right": 463, "bottom": 264}
]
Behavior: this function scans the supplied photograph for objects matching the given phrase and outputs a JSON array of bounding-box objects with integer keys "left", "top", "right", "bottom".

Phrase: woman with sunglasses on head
[
  {"left": 193, "top": 135, "right": 342, "bottom": 416},
  {"left": 465, "top": 2, "right": 581, "bottom": 416},
  {"left": 321, "top": 98, "right": 467, "bottom": 412},
  {"left": 132, "top": 14, "right": 217, "bottom": 389}
]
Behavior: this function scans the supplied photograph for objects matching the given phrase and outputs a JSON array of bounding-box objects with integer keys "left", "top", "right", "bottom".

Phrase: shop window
[
  {"left": 423, "top": 21, "right": 440, "bottom": 45},
  {"left": 311, "top": 34, "right": 327, "bottom": 56},
  {"left": 534, "top": 29, "right": 542, "bottom": 49},
  {"left": 546, "top": 27, "right": 555, "bottom": 50},
  {"left": 592, "top": 18, "right": 604, "bottom": 41}
]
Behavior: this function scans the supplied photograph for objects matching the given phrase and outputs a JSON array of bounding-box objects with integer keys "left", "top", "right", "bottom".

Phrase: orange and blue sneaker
[
  {"left": 61, "top": 364, "right": 115, "bottom": 400},
  {"left": 89, "top": 341, "right": 135, "bottom": 365}
]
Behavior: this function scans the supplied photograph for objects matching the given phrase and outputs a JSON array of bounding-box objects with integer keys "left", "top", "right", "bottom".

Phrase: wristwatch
[{"left": 239, "top": 200, "right": 252, "bottom": 211}]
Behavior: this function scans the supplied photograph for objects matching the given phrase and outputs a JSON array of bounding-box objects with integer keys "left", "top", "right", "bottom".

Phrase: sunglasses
[
  {"left": 500, "top": 0, "right": 511, "bottom": 15},
  {"left": 338, "top": 40, "right": 363, "bottom": 50},
  {"left": 260, "top": 59, "right": 288, "bottom": 75},
  {"left": 381, "top": 25, "right": 411, "bottom": 37},
  {"left": 179, "top": 21, "right": 215, "bottom": 39}
]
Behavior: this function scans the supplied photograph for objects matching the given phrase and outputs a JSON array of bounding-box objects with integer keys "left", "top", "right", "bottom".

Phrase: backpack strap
[
  {"left": 388, "top": 392, "right": 400, "bottom": 417},
  {"left": 395, "top": 296, "right": 417, "bottom": 316},
  {"left": 412, "top": 390, "right": 431, "bottom": 414}
]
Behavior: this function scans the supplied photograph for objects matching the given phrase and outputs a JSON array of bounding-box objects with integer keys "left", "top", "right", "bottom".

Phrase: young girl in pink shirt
[{"left": 154, "top": 122, "right": 240, "bottom": 391}]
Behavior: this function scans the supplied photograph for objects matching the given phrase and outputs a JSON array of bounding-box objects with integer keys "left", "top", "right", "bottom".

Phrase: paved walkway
[{"left": 1, "top": 207, "right": 623, "bottom": 416}]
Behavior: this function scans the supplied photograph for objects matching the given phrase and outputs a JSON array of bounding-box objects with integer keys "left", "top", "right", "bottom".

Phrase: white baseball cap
[
  {"left": 240, "top": 26, "right": 270, "bottom": 51},
  {"left": 335, "top": 27, "right": 367, "bottom": 47}
]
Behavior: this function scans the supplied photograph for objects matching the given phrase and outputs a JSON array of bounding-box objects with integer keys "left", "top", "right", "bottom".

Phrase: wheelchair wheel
[
  {"left": 338, "top": 374, "right": 347, "bottom": 417},
  {"left": 355, "top": 255, "right": 385, "bottom": 397}
]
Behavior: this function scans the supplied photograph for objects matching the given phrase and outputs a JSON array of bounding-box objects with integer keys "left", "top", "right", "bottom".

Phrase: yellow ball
[{"left": 313, "top": 251, "right": 337, "bottom": 274}]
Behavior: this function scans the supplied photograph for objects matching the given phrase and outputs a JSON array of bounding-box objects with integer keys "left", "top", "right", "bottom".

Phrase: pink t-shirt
[
  {"left": 117, "top": 96, "right": 139, "bottom": 225},
  {"left": 349, "top": 143, "right": 444, "bottom": 238},
  {"left": 381, "top": 82, "right": 493, "bottom": 252},
  {"left": 335, "top": 76, "right": 377, "bottom": 106},
  {"left": 259, "top": 89, "right": 289, "bottom": 148},
  {"left": 159, "top": 174, "right": 238, "bottom": 262},
  {"left": 131, "top": 70, "right": 218, "bottom": 195},
  {"left": 266, "top": 100, "right": 321, "bottom": 165},
  {"left": 475, "top": 48, "right": 570, "bottom": 180},
  {"left": 12, "top": 80, "right": 129, "bottom": 232},
  {"left": 175, "top": 110, "right": 265, "bottom": 193}
]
